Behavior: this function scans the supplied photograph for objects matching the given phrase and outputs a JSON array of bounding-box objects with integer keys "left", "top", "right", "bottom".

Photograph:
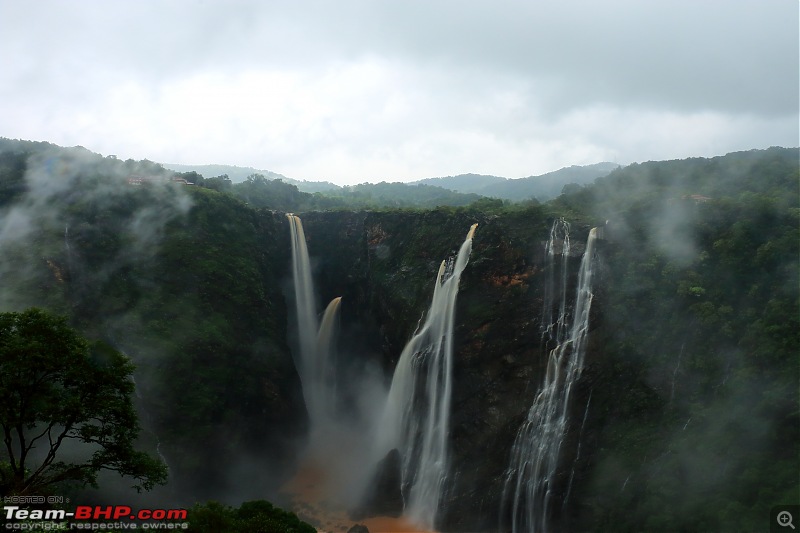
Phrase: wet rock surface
[{"left": 300, "top": 208, "right": 598, "bottom": 531}]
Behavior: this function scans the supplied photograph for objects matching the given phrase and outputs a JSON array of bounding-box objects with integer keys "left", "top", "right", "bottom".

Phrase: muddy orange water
[{"left": 281, "top": 459, "right": 435, "bottom": 533}]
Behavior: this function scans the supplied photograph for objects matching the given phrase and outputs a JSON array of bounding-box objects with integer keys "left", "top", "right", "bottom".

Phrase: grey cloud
[
  {"left": 257, "top": 1, "right": 798, "bottom": 116},
  {"left": 5, "top": 1, "right": 797, "bottom": 116},
  {"left": 0, "top": 1, "right": 796, "bottom": 183}
]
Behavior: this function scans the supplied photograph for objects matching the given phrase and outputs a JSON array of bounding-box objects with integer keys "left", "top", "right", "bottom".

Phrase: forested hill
[
  {"left": 0, "top": 138, "right": 485, "bottom": 210},
  {"left": 0, "top": 138, "right": 796, "bottom": 531},
  {"left": 166, "top": 161, "right": 619, "bottom": 202},
  {"left": 413, "top": 162, "right": 620, "bottom": 200},
  {"left": 555, "top": 147, "right": 799, "bottom": 215},
  {"left": 411, "top": 172, "right": 507, "bottom": 193},
  {"left": 546, "top": 145, "right": 799, "bottom": 531},
  {"left": 163, "top": 162, "right": 341, "bottom": 193},
  {"left": 164, "top": 162, "right": 292, "bottom": 184},
  {"left": 198, "top": 174, "right": 486, "bottom": 210}
]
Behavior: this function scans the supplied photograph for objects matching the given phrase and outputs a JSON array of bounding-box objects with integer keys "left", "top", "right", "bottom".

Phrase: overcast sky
[{"left": 1, "top": 1, "right": 797, "bottom": 185}]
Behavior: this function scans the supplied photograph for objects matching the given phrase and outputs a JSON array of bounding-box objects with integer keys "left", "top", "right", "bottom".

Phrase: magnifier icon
[{"left": 778, "top": 511, "right": 795, "bottom": 529}]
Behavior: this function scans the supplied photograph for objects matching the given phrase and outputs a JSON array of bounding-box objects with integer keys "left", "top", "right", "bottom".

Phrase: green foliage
[
  {"left": 193, "top": 171, "right": 490, "bottom": 211},
  {"left": 553, "top": 146, "right": 799, "bottom": 217},
  {"left": 0, "top": 139, "right": 304, "bottom": 496},
  {"left": 1, "top": 138, "right": 796, "bottom": 530},
  {"left": 562, "top": 147, "right": 800, "bottom": 531},
  {"left": 0, "top": 150, "right": 28, "bottom": 207},
  {"left": 201, "top": 174, "right": 233, "bottom": 192},
  {"left": 0, "top": 308, "right": 167, "bottom": 496},
  {"left": 233, "top": 174, "right": 308, "bottom": 210},
  {"left": 322, "top": 181, "right": 484, "bottom": 208},
  {"left": 107, "top": 188, "right": 303, "bottom": 492},
  {"left": 187, "top": 500, "right": 315, "bottom": 533}
]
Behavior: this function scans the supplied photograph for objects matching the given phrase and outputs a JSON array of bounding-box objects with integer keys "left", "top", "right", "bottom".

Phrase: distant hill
[
  {"left": 164, "top": 162, "right": 618, "bottom": 200},
  {"left": 164, "top": 161, "right": 618, "bottom": 201},
  {"left": 414, "top": 163, "right": 620, "bottom": 201},
  {"left": 413, "top": 173, "right": 507, "bottom": 194},
  {"left": 484, "top": 163, "right": 621, "bottom": 200},
  {"left": 323, "top": 181, "right": 484, "bottom": 208},
  {"left": 163, "top": 163, "right": 341, "bottom": 193}
]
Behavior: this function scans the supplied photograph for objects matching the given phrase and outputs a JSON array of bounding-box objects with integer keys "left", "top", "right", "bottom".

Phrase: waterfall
[
  {"left": 502, "top": 226, "right": 597, "bottom": 533},
  {"left": 130, "top": 374, "right": 171, "bottom": 474},
  {"left": 287, "top": 214, "right": 319, "bottom": 376},
  {"left": 64, "top": 224, "right": 72, "bottom": 278},
  {"left": 561, "top": 390, "right": 592, "bottom": 511},
  {"left": 541, "top": 218, "right": 571, "bottom": 345},
  {"left": 315, "top": 296, "right": 342, "bottom": 424},
  {"left": 374, "top": 223, "right": 478, "bottom": 529},
  {"left": 64, "top": 224, "right": 71, "bottom": 254},
  {"left": 286, "top": 214, "right": 342, "bottom": 432}
]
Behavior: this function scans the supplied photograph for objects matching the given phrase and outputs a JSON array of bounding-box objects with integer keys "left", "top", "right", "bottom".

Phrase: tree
[
  {"left": 0, "top": 308, "right": 167, "bottom": 495},
  {"left": 202, "top": 174, "right": 233, "bottom": 192},
  {"left": 187, "top": 500, "right": 316, "bottom": 533}
]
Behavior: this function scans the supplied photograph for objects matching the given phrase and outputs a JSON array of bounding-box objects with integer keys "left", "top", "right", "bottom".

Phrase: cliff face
[
  {"left": 2, "top": 145, "right": 796, "bottom": 530},
  {"left": 296, "top": 207, "right": 597, "bottom": 531},
  {"left": 155, "top": 149, "right": 797, "bottom": 532},
  {"left": 5, "top": 172, "right": 590, "bottom": 519},
  {"left": 5, "top": 152, "right": 794, "bottom": 530},
  {"left": 0, "top": 181, "right": 310, "bottom": 504}
]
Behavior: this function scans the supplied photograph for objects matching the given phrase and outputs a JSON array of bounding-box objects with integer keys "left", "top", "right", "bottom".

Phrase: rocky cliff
[
  {"left": 295, "top": 207, "right": 599, "bottom": 531},
  {"left": 2, "top": 144, "right": 795, "bottom": 531}
]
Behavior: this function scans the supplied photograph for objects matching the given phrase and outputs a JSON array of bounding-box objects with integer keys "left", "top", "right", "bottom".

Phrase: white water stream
[
  {"left": 373, "top": 223, "right": 477, "bottom": 528},
  {"left": 502, "top": 225, "right": 597, "bottom": 533}
]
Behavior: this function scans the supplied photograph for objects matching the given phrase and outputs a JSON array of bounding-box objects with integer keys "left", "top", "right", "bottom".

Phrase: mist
[{"left": 0, "top": 140, "right": 796, "bottom": 532}]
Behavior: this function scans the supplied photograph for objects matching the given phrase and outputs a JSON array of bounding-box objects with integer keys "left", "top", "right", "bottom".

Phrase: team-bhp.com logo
[{"left": 4, "top": 505, "right": 188, "bottom": 530}]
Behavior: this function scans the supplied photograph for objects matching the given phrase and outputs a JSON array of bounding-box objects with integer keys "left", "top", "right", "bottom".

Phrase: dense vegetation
[
  {"left": 414, "top": 162, "right": 619, "bottom": 200},
  {"left": 0, "top": 139, "right": 306, "bottom": 506},
  {"left": 558, "top": 147, "right": 799, "bottom": 531},
  {"left": 0, "top": 308, "right": 166, "bottom": 495},
  {"left": 191, "top": 171, "right": 486, "bottom": 211},
  {"left": 0, "top": 138, "right": 796, "bottom": 532},
  {"left": 187, "top": 500, "right": 315, "bottom": 533}
]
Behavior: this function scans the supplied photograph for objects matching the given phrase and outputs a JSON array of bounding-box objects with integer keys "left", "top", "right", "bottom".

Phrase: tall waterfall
[
  {"left": 315, "top": 296, "right": 342, "bottom": 423},
  {"left": 286, "top": 214, "right": 342, "bottom": 432},
  {"left": 502, "top": 225, "right": 597, "bottom": 533},
  {"left": 374, "top": 223, "right": 478, "bottom": 529},
  {"left": 64, "top": 224, "right": 74, "bottom": 279},
  {"left": 130, "top": 374, "right": 171, "bottom": 474},
  {"left": 541, "top": 218, "right": 570, "bottom": 345}
]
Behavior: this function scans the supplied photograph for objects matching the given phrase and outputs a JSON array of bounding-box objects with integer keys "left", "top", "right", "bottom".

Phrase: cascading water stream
[
  {"left": 286, "top": 214, "right": 342, "bottom": 434},
  {"left": 373, "top": 223, "right": 478, "bottom": 529},
  {"left": 130, "top": 374, "right": 171, "bottom": 474},
  {"left": 541, "top": 218, "right": 571, "bottom": 345},
  {"left": 63, "top": 223, "right": 76, "bottom": 283},
  {"left": 287, "top": 215, "right": 318, "bottom": 376},
  {"left": 502, "top": 225, "right": 597, "bottom": 533},
  {"left": 562, "top": 390, "right": 592, "bottom": 511},
  {"left": 315, "top": 296, "right": 342, "bottom": 424}
]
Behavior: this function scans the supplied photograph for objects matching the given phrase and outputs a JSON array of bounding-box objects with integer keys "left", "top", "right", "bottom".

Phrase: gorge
[{"left": 0, "top": 140, "right": 796, "bottom": 532}]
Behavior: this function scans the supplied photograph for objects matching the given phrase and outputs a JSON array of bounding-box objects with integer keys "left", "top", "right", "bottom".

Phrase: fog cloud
[{"left": 0, "top": 147, "right": 192, "bottom": 312}]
